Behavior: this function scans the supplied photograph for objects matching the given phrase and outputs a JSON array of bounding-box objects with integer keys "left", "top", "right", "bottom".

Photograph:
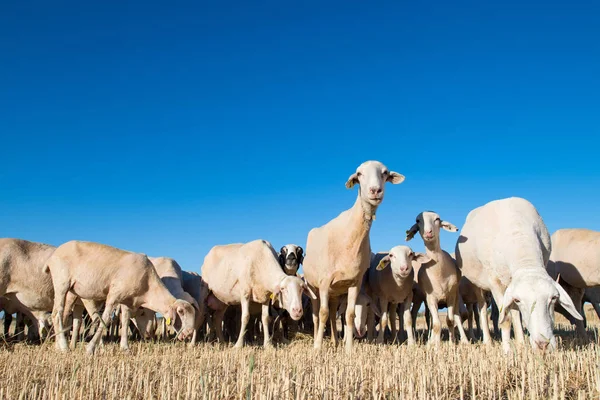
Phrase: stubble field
[{"left": 1, "top": 308, "right": 599, "bottom": 400}]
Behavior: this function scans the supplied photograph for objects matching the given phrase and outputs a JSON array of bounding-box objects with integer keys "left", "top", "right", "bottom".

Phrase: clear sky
[{"left": 1, "top": 1, "right": 599, "bottom": 274}]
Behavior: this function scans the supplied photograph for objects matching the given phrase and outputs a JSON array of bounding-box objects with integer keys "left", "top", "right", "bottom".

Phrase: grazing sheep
[
  {"left": 45, "top": 240, "right": 196, "bottom": 354},
  {"left": 406, "top": 212, "right": 469, "bottom": 345},
  {"left": 181, "top": 270, "right": 209, "bottom": 343},
  {"left": 303, "top": 160, "right": 404, "bottom": 353},
  {"left": 201, "top": 240, "right": 316, "bottom": 348},
  {"left": 455, "top": 197, "right": 582, "bottom": 352},
  {"left": 367, "top": 247, "right": 429, "bottom": 345}
]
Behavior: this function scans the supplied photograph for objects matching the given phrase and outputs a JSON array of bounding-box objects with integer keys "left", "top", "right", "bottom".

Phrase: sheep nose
[
  {"left": 292, "top": 307, "right": 302, "bottom": 316},
  {"left": 369, "top": 187, "right": 383, "bottom": 195},
  {"left": 535, "top": 340, "right": 549, "bottom": 351}
]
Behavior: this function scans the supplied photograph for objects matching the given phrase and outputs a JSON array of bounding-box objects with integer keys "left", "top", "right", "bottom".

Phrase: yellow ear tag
[
  {"left": 166, "top": 317, "right": 172, "bottom": 326},
  {"left": 372, "top": 214, "right": 376, "bottom": 221},
  {"left": 269, "top": 293, "right": 275, "bottom": 301}
]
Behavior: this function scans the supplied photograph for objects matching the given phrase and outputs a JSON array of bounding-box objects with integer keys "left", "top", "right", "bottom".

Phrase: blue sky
[{"left": 1, "top": 1, "right": 599, "bottom": 273}]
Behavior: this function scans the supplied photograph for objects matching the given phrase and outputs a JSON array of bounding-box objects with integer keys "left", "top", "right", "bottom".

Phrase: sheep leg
[
  {"left": 213, "top": 308, "right": 227, "bottom": 343},
  {"left": 3, "top": 313, "right": 12, "bottom": 337},
  {"left": 261, "top": 304, "right": 272, "bottom": 348},
  {"left": 328, "top": 297, "right": 339, "bottom": 346},
  {"left": 344, "top": 286, "right": 358, "bottom": 354},
  {"left": 367, "top": 302, "right": 376, "bottom": 342},
  {"left": 120, "top": 305, "right": 131, "bottom": 351},
  {"left": 473, "top": 305, "right": 482, "bottom": 339},
  {"left": 451, "top": 297, "right": 469, "bottom": 344},
  {"left": 490, "top": 287, "right": 512, "bottom": 353},
  {"left": 389, "top": 303, "right": 398, "bottom": 343},
  {"left": 377, "top": 300, "right": 389, "bottom": 344},
  {"left": 403, "top": 295, "right": 415, "bottom": 345},
  {"left": 234, "top": 298, "right": 250, "bottom": 348},
  {"left": 466, "top": 303, "right": 474, "bottom": 341},
  {"left": 425, "top": 297, "right": 441, "bottom": 346},
  {"left": 311, "top": 297, "right": 320, "bottom": 341},
  {"left": 314, "top": 289, "right": 329, "bottom": 350},
  {"left": 52, "top": 282, "right": 71, "bottom": 352},
  {"left": 510, "top": 309, "right": 525, "bottom": 344},
  {"left": 411, "top": 297, "right": 421, "bottom": 335},
  {"left": 86, "top": 299, "right": 115, "bottom": 355},
  {"left": 70, "top": 305, "right": 83, "bottom": 349},
  {"left": 476, "top": 290, "right": 492, "bottom": 345},
  {"left": 446, "top": 299, "right": 456, "bottom": 343}
]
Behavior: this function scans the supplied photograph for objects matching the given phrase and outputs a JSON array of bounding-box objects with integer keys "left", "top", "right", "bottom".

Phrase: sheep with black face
[{"left": 278, "top": 245, "right": 304, "bottom": 276}]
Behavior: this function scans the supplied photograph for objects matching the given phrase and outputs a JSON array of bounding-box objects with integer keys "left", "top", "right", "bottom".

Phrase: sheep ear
[
  {"left": 387, "top": 171, "right": 405, "bottom": 184},
  {"left": 297, "top": 246, "right": 304, "bottom": 264},
  {"left": 413, "top": 252, "right": 430, "bottom": 265},
  {"left": 345, "top": 173, "right": 359, "bottom": 189},
  {"left": 498, "top": 286, "right": 515, "bottom": 325},
  {"left": 406, "top": 224, "right": 419, "bottom": 241},
  {"left": 441, "top": 221, "right": 459, "bottom": 232},
  {"left": 553, "top": 280, "right": 583, "bottom": 321},
  {"left": 376, "top": 255, "right": 391, "bottom": 271}
]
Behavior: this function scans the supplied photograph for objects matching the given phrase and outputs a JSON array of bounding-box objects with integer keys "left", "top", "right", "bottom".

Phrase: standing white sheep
[
  {"left": 368, "top": 246, "right": 429, "bottom": 345},
  {"left": 303, "top": 161, "right": 404, "bottom": 353}
]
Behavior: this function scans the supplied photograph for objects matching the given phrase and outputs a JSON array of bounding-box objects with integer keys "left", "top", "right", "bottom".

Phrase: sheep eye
[
  {"left": 382, "top": 170, "right": 388, "bottom": 176},
  {"left": 357, "top": 172, "right": 362, "bottom": 177},
  {"left": 551, "top": 295, "right": 559, "bottom": 302},
  {"left": 514, "top": 299, "right": 521, "bottom": 304}
]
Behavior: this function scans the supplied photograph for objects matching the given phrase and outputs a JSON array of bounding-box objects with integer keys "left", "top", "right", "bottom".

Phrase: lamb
[
  {"left": 367, "top": 247, "right": 429, "bottom": 345},
  {"left": 455, "top": 197, "right": 582, "bottom": 352},
  {"left": 45, "top": 240, "right": 196, "bottom": 354},
  {"left": 201, "top": 240, "right": 316, "bottom": 348},
  {"left": 406, "top": 212, "right": 469, "bottom": 345},
  {"left": 303, "top": 160, "right": 404, "bottom": 353}
]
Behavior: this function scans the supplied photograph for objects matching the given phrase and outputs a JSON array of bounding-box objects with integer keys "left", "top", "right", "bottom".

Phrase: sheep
[
  {"left": 338, "top": 289, "right": 374, "bottom": 340},
  {"left": 455, "top": 197, "right": 582, "bottom": 352},
  {"left": 406, "top": 212, "right": 469, "bottom": 345},
  {"left": 274, "top": 244, "right": 305, "bottom": 342},
  {"left": 0, "top": 239, "right": 57, "bottom": 339},
  {"left": 181, "top": 270, "right": 209, "bottom": 343},
  {"left": 548, "top": 229, "right": 600, "bottom": 287},
  {"left": 303, "top": 160, "right": 404, "bottom": 353},
  {"left": 201, "top": 240, "right": 317, "bottom": 348},
  {"left": 366, "top": 247, "right": 429, "bottom": 345},
  {"left": 45, "top": 240, "right": 196, "bottom": 354},
  {"left": 278, "top": 245, "right": 304, "bottom": 276},
  {"left": 545, "top": 228, "right": 600, "bottom": 337}
]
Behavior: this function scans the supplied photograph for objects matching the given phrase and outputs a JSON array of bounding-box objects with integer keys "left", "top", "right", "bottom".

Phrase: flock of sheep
[{"left": 1, "top": 160, "right": 599, "bottom": 355}]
